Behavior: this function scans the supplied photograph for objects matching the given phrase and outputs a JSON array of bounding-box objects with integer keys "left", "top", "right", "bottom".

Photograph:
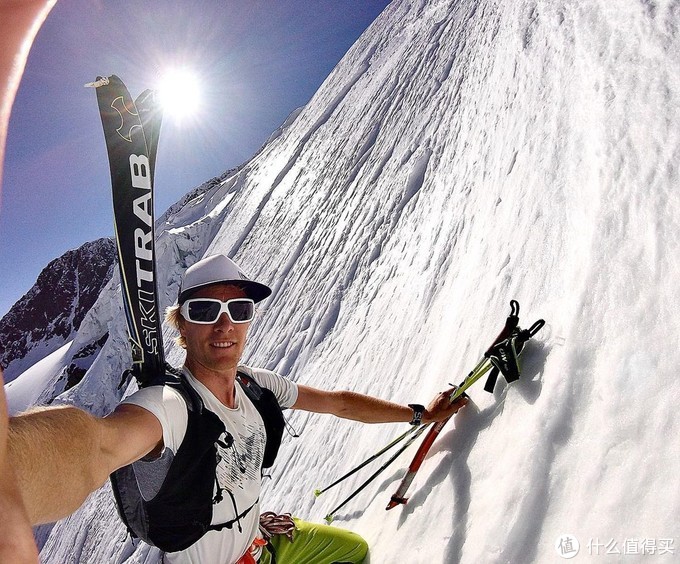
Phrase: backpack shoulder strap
[
  {"left": 235, "top": 368, "right": 284, "bottom": 469},
  {"left": 162, "top": 364, "right": 204, "bottom": 414},
  {"left": 235, "top": 368, "right": 264, "bottom": 402}
]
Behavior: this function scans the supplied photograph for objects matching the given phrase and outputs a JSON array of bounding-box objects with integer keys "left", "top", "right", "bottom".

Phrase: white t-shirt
[{"left": 121, "top": 365, "right": 298, "bottom": 564}]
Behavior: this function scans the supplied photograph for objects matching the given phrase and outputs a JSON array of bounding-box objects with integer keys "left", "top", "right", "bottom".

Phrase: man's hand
[{"left": 422, "top": 388, "right": 469, "bottom": 424}]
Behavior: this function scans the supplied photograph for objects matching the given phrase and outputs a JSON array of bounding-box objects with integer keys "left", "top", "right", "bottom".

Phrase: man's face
[{"left": 179, "top": 284, "right": 250, "bottom": 375}]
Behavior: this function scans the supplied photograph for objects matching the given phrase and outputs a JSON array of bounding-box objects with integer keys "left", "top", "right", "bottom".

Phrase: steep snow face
[{"left": 32, "top": 0, "right": 680, "bottom": 562}]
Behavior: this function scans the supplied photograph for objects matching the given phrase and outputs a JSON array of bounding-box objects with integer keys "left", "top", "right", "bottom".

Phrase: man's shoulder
[
  {"left": 238, "top": 365, "right": 298, "bottom": 409},
  {"left": 237, "top": 364, "right": 281, "bottom": 378},
  {"left": 120, "top": 382, "right": 190, "bottom": 451},
  {"left": 122, "top": 382, "right": 188, "bottom": 411},
  {"left": 238, "top": 365, "right": 285, "bottom": 387}
]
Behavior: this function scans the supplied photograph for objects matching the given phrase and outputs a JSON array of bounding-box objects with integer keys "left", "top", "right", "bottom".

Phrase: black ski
[{"left": 92, "top": 75, "right": 165, "bottom": 385}]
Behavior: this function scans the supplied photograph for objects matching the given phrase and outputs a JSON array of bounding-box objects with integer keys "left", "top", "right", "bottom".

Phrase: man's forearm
[
  {"left": 329, "top": 391, "right": 414, "bottom": 423},
  {"left": 8, "top": 405, "right": 110, "bottom": 525},
  {"left": 294, "top": 384, "right": 468, "bottom": 424},
  {"left": 295, "top": 387, "right": 414, "bottom": 423}
]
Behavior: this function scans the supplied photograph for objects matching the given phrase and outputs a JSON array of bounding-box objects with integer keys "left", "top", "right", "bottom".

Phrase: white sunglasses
[{"left": 180, "top": 298, "right": 255, "bottom": 324}]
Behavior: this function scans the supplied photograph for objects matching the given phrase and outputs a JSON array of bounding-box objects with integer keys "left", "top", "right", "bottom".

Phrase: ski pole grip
[{"left": 446, "top": 385, "right": 467, "bottom": 403}]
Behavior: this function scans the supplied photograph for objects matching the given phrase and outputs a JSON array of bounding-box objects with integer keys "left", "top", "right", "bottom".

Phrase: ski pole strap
[
  {"left": 526, "top": 319, "right": 545, "bottom": 337},
  {"left": 487, "top": 334, "right": 521, "bottom": 383},
  {"left": 483, "top": 366, "right": 500, "bottom": 394},
  {"left": 483, "top": 317, "right": 545, "bottom": 393}
]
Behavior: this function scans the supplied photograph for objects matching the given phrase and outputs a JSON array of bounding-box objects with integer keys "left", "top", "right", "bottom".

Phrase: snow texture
[{"left": 6, "top": 0, "right": 680, "bottom": 562}]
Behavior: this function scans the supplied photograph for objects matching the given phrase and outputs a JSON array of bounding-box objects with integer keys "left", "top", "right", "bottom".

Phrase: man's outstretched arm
[
  {"left": 8, "top": 402, "right": 162, "bottom": 525},
  {"left": 1, "top": 1, "right": 59, "bottom": 560},
  {"left": 293, "top": 385, "right": 468, "bottom": 424}
]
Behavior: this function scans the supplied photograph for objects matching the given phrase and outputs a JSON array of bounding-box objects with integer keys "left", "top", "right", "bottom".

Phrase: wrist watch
[{"left": 408, "top": 403, "right": 425, "bottom": 426}]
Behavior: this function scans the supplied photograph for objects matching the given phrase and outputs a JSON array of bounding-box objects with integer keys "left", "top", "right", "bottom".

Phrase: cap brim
[{"left": 178, "top": 280, "right": 272, "bottom": 304}]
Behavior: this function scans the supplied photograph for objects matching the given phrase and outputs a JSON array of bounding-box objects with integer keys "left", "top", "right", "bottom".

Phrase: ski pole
[
  {"left": 324, "top": 358, "right": 494, "bottom": 522},
  {"left": 318, "top": 355, "right": 494, "bottom": 498},
  {"left": 387, "top": 420, "right": 449, "bottom": 509},
  {"left": 314, "top": 425, "right": 420, "bottom": 497},
  {"left": 387, "top": 305, "right": 545, "bottom": 509},
  {"left": 322, "top": 300, "right": 524, "bottom": 519},
  {"left": 324, "top": 423, "right": 430, "bottom": 523},
  {"left": 384, "top": 305, "right": 521, "bottom": 510},
  {"left": 385, "top": 362, "right": 496, "bottom": 510}
]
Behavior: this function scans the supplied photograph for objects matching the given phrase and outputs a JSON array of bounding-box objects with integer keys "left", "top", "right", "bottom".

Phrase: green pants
[{"left": 258, "top": 518, "right": 368, "bottom": 564}]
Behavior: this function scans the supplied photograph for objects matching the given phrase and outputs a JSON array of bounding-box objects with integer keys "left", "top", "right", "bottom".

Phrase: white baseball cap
[{"left": 178, "top": 255, "right": 272, "bottom": 303}]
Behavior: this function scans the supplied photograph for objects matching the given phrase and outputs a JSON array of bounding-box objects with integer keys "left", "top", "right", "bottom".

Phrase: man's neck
[{"left": 184, "top": 360, "right": 238, "bottom": 408}]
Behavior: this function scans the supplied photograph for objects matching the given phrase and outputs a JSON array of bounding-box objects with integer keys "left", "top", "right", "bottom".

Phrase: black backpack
[{"left": 110, "top": 368, "right": 285, "bottom": 552}]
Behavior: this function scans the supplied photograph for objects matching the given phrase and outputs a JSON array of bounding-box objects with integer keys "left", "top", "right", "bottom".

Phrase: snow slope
[
  {"left": 12, "top": 0, "right": 680, "bottom": 561},
  {"left": 4, "top": 341, "right": 72, "bottom": 413}
]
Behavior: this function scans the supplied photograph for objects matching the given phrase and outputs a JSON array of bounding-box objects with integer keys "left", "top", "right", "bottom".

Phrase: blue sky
[{"left": 0, "top": 0, "right": 391, "bottom": 317}]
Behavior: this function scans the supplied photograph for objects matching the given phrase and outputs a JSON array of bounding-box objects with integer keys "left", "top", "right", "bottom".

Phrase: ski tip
[
  {"left": 84, "top": 76, "right": 110, "bottom": 88},
  {"left": 386, "top": 496, "right": 408, "bottom": 510},
  {"left": 313, "top": 489, "right": 322, "bottom": 498},
  {"left": 324, "top": 514, "right": 334, "bottom": 524}
]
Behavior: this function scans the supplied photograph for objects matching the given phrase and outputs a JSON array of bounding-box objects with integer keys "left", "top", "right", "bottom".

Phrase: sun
[{"left": 157, "top": 68, "right": 202, "bottom": 121}]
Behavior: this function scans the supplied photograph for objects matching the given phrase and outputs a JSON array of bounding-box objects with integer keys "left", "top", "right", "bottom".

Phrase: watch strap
[{"left": 408, "top": 403, "right": 425, "bottom": 426}]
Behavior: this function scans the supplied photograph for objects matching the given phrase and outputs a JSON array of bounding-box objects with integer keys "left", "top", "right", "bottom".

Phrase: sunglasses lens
[
  {"left": 228, "top": 300, "right": 254, "bottom": 322},
  {"left": 186, "top": 300, "right": 221, "bottom": 323}
]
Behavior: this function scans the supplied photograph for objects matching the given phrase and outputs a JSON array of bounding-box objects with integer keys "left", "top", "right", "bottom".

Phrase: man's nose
[{"left": 213, "top": 312, "right": 234, "bottom": 329}]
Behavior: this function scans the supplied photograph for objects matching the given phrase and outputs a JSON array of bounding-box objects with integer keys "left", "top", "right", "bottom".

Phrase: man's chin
[{"left": 188, "top": 353, "right": 242, "bottom": 376}]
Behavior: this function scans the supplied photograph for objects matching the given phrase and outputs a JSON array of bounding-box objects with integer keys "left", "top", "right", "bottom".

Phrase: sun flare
[{"left": 157, "top": 68, "right": 202, "bottom": 121}]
